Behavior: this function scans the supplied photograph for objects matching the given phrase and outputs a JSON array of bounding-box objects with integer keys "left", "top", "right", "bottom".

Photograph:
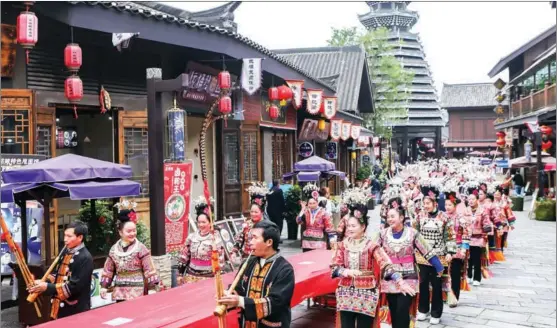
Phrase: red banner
[{"left": 163, "top": 161, "right": 193, "bottom": 253}]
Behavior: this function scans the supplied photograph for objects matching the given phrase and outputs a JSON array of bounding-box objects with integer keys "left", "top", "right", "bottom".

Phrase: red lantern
[
  {"left": 496, "top": 138, "right": 506, "bottom": 148},
  {"left": 540, "top": 125, "right": 553, "bottom": 136},
  {"left": 65, "top": 75, "right": 83, "bottom": 119},
  {"left": 269, "top": 104, "right": 279, "bottom": 120},
  {"left": 16, "top": 10, "right": 38, "bottom": 64},
  {"left": 268, "top": 87, "right": 279, "bottom": 101},
  {"left": 218, "top": 71, "right": 231, "bottom": 91},
  {"left": 542, "top": 140, "right": 553, "bottom": 152},
  {"left": 496, "top": 131, "right": 506, "bottom": 138},
  {"left": 219, "top": 96, "right": 232, "bottom": 115},
  {"left": 64, "top": 43, "right": 82, "bottom": 73},
  {"left": 277, "top": 85, "right": 293, "bottom": 100}
]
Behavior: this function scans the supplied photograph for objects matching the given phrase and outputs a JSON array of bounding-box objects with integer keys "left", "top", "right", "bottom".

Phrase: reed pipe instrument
[
  {"left": 213, "top": 252, "right": 253, "bottom": 317},
  {"left": 27, "top": 246, "right": 67, "bottom": 303}
]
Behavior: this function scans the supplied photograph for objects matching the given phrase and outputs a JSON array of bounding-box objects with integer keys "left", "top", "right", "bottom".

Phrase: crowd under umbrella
[
  {"left": 0, "top": 154, "right": 141, "bottom": 266},
  {"left": 282, "top": 155, "right": 346, "bottom": 183}
]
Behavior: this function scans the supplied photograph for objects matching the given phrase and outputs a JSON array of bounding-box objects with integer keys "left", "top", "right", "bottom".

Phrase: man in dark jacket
[{"left": 266, "top": 180, "right": 286, "bottom": 238}]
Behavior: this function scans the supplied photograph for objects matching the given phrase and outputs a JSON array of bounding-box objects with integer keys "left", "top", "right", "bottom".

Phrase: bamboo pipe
[
  {"left": 214, "top": 252, "right": 253, "bottom": 317},
  {"left": 27, "top": 246, "right": 67, "bottom": 303},
  {"left": 0, "top": 215, "right": 42, "bottom": 317}
]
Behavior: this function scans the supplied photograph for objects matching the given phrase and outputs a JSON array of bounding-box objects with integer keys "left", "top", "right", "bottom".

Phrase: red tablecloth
[{"left": 36, "top": 250, "right": 337, "bottom": 328}]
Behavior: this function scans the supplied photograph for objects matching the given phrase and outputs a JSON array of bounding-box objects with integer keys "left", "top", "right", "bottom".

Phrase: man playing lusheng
[{"left": 218, "top": 220, "right": 295, "bottom": 328}]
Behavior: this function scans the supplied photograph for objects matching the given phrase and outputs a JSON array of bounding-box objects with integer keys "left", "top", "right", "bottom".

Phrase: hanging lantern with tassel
[
  {"left": 496, "top": 131, "right": 506, "bottom": 139},
  {"left": 277, "top": 85, "right": 293, "bottom": 107},
  {"left": 65, "top": 75, "right": 83, "bottom": 119},
  {"left": 16, "top": 6, "right": 38, "bottom": 65},
  {"left": 496, "top": 138, "right": 506, "bottom": 148},
  {"left": 540, "top": 125, "right": 553, "bottom": 136},
  {"left": 269, "top": 104, "right": 279, "bottom": 121},
  {"left": 219, "top": 96, "right": 232, "bottom": 127},
  {"left": 351, "top": 151, "right": 357, "bottom": 160},
  {"left": 64, "top": 43, "right": 82, "bottom": 73},
  {"left": 318, "top": 119, "right": 326, "bottom": 131},
  {"left": 218, "top": 71, "right": 231, "bottom": 91},
  {"left": 542, "top": 140, "right": 553, "bottom": 153}
]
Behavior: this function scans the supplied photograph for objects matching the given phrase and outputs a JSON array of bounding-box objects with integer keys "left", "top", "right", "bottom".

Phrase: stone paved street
[{"left": 2, "top": 198, "right": 555, "bottom": 327}]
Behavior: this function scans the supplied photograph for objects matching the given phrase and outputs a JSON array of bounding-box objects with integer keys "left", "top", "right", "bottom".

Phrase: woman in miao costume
[
  {"left": 100, "top": 201, "right": 160, "bottom": 302},
  {"left": 374, "top": 197, "right": 444, "bottom": 328},
  {"left": 234, "top": 182, "right": 269, "bottom": 260},
  {"left": 176, "top": 196, "right": 225, "bottom": 285},
  {"left": 478, "top": 182, "right": 505, "bottom": 263},
  {"left": 337, "top": 187, "right": 369, "bottom": 241},
  {"left": 413, "top": 180, "right": 457, "bottom": 325},
  {"left": 464, "top": 182, "right": 493, "bottom": 286},
  {"left": 331, "top": 192, "right": 415, "bottom": 328},
  {"left": 296, "top": 183, "right": 336, "bottom": 252},
  {"left": 443, "top": 179, "right": 472, "bottom": 307},
  {"left": 492, "top": 185, "right": 516, "bottom": 253}
]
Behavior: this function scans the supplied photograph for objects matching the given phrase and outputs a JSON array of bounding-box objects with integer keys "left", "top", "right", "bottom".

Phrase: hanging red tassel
[{"left": 73, "top": 105, "right": 78, "bottom": 119}]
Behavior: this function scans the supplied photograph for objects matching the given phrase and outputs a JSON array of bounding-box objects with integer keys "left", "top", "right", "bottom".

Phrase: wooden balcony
[{"left": 511, "top": 83, "right": 556, "bottom": 117}]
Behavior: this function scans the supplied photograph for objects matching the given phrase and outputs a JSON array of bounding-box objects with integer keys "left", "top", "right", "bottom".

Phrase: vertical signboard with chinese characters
[{"left": 163, "top": 161, "right": 193, "bottom": 254}]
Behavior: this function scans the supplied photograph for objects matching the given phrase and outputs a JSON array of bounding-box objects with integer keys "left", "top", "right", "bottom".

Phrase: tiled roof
[
  {"left": 68, "top": 1, "right": 334, "bottom": 92},
  {"left": 441, "top": 83, "right": 509, "bottom": 108},
  {"left": 272, "top": 46, "right": 368, "bottom": 112}
]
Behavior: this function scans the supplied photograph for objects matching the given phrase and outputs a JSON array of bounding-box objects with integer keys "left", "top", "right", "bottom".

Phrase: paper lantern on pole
[
  {"left": 65, "top": 75, "right": 83, "bottom": 119},
  {"left": 64, "top": 43, "right": 82, "bottom": 73},
  {"left": 219, "top": 96, "right": 232, "bottom": 115},
  {"left": 496, "top": 138, "right": 505, "bottom": 148},
  {"left": 268, "top": 87, "right": 279, "bottom": 101},
  {"left": 540, "top": 125, "right": 553, "bottom": 136},
  {"left": 16, "top": 10, "right": 38, "bottom": 64},
  {"left": 218, "top": 71, "right": 231, "bottom": 91},
  {"left": 269, "top": 104, "right": 279, "bottom": 120},
  {"left": 496, "top": 131, "right": 506, "bottom": 139}
]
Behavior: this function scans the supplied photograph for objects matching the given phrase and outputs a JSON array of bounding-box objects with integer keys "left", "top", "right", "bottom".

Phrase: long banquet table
[{"left": 36, "top": 250, "right": 337, "bottom": 328}]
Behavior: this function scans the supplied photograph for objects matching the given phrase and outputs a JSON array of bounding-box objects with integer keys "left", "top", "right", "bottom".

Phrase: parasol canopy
[
  {"left": 294, "top": 156, "right": 336, "bottom": 172},
  {"left": 284, "top": 156, "right": 345, "bottom": 182},
  {"left": 468, "top": 151, "right": 485, "bottom": 156},
  {"left": 1, "top": 154, "right": 132, "bottom": 184}
]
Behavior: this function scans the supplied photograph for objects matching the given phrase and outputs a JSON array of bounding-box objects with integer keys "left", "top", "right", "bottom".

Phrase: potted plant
[
  {"left": 284, "top": 185, "right": 302, "bottom": 240},
  {"left": 534, "top": 197, "right": 556, "bottom": 221},
  {"left": 510, "top": 193, "right": 524, "bottom": 211}
]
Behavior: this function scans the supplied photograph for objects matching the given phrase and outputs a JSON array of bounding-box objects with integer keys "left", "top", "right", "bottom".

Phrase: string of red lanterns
[
  {"left": 63, "top": 33, "right": 83, "bottom": 119},
  {"left": 218, "top": 71, "right": 232, "bottom": 126},
  {"left": 495, "top": 131, "right": 506, "bottom": 148},
  {"left": 16, "top": 2, "right": 38, "bottom": 65}
]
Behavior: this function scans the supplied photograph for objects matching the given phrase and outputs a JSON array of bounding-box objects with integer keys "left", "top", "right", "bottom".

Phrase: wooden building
[
  {"left": 1, "top": 1, "right": 336, "bottom": 262},
  {"left": 440, "top": 83, "right": 502, "bottom": 158},
  {"left": 273, "top": 45, "right": 375, "bottom": 192}
]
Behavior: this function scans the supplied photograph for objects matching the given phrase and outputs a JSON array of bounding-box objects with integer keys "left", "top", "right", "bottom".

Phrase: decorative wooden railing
[{"left": 510, "top": 83, "right": 556, "bottom": 118}]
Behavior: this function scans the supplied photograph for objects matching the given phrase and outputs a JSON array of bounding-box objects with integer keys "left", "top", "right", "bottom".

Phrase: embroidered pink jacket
[
  {"left": 464, "top": 206, "right": 492, "bottom": 247},
  {"left": 297, "top": 207, "right": 336, "bottom": 250}
]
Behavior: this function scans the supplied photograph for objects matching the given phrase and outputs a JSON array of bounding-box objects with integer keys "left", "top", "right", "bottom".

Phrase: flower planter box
[
  {"left": 534, "top": 200, "right": 556, "bottom": 221},
  {"left": 511, "top": 196, "right": 524, "bottom": 211}
]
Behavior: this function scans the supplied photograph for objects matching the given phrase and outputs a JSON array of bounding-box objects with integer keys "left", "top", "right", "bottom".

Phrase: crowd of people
[{"left": 25, "top": 157, "right": 519, "bottom": 328}]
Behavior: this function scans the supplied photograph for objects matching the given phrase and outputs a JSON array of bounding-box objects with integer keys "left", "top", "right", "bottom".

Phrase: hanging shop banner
[
  {"left": 298, "top": 119, "right": 319, "bottom": 141},
  {"left": 182, "top": 61, "right": 238, "bottom": 104},
  {"left": 341, "top": 122, "right": 352, "bottom": 141},
  {"left": 306, "top": 89, "right": 323, "bottom": 115},
  {"left": 322, "top": 96, "right": 337, "bottom": 119},
  {"left": 326, "top": 141, "right": 338, "bottom": 160},
  {"left": 315, "top": 122, "right": 330, "bottom": 142},
  {"left": 285, "top": 80, "right": 304, "bottom": 109},
  {"left": 163, "top": 161, "right": 193, "bottom": 254},
  {"left": 330, "top": 119, "right": 343, "bottom": 141},
  {"left": 241, "top": 58, "right": 262, "bottom": 96},
  {"left": 350, "top": 125, "right": 361, "bottom": 140},
  {"left": 1, "top": 203, "right": 43, "bottom": 275},
  {"left": 358, "top": 136, "right": 370, "bottom": 147}
]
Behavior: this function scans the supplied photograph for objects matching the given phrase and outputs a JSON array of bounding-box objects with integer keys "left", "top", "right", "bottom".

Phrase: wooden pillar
[{"left": 146, "top": 68, "right": 166, "bottom": 256}]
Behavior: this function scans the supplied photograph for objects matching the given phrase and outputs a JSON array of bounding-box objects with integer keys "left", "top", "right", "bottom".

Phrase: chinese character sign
[
  {"left": 323, "top": 96, "right": 337, "bottom": 119},
  {"left": 330, "top": 120, "right": 343, "bottom": 141},
  {"left": 285, "top": 80, "right": 304, "bottom": 109},
  {"left": 306, "top": 89, "right": 323, "bottom": 115},
  {"left": 241, "top": 58, "right": 262, "bottom": 95},
  {"left": 163, "top": 161, "right": 193, "bottom": 253},
  {"left": 350, "top": 125, "right": 361, "bottom": 140},
  {"left": 358, "top": 136, "right": 370, "bottom": 147},
  {"left": 341, "top": 122, "right": 352, "bottom": 141}
]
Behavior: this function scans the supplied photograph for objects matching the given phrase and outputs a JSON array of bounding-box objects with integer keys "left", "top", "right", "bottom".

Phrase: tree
[{"left": 327, "top": 26, "right": 414, "bottom": 139}]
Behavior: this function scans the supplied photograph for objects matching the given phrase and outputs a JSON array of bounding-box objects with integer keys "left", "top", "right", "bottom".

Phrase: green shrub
[
  {"left": 356, "top": 164, "right": 372, "bottom": 181},
  {"left": 284, "top": 185, "right": 302, "bottom": 222},
  {"left": 535, "top": 198, "right": 556, "bottom": 221}
]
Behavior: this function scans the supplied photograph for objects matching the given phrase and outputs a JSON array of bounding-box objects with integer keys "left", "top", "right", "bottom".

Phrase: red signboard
[{"left": 163, "top": 161, "right": 193, "bottom": 253}]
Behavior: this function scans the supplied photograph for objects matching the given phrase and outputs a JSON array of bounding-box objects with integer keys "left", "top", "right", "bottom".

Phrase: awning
[
  {"left": 444, "top": 142, "right": 496, "bottom": 148},
  {"left": 297, "top": 171, "right": 321, "bottom": 182},
  {"left": 360, "top": 127, "right": 373, "bottom": 137},
  {"left": 294, "top": 156, "right": 336, "bottom": 172},
  {"left": 323, "top": 170, "right": 346, "bottom": 180},
  {"left": 494, "top": 106, "right": 556, "bottom": 130},
  {"left": 510, "top": 45, "right": 556, "bottom": 84}
]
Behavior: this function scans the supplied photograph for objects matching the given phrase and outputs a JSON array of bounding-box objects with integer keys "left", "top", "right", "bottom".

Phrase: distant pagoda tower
[{"left": 359, "top": 2, "right": 445, "bottom": 162}]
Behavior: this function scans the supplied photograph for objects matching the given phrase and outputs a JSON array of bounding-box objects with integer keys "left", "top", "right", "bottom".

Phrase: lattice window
[
  {"left": 242, "top": 132, "right": 258, "bottom": 182},
  {"left": 272, "top": 133, "right": 291, "bottom": 181},
  {"left": 36, "top": 125, "right": 52, "bottom": 158},
  {"left": 124, "top": 127, "right": 149, "bottom": 197},
  {"left": 224, "top": 132, "right": 240, "bottom": 184},
  {"left": 1, "top": 108, "right": 30, "bottom": 154}
]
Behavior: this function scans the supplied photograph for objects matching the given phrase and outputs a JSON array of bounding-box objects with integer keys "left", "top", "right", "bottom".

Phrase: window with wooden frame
[
  {"left": 118, "top": 111, "right": 149, "bottom": 198},
  {"left": 1, "top": 89, "right": 33, "bottom": 154},
  {"left": 271, "top": 132, "right": 292, "bottom": 182}
]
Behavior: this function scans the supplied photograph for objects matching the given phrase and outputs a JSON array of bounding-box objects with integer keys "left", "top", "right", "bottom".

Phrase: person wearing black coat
[{"left": 267, "top": 180, "right": 286, "bottom": 237}]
